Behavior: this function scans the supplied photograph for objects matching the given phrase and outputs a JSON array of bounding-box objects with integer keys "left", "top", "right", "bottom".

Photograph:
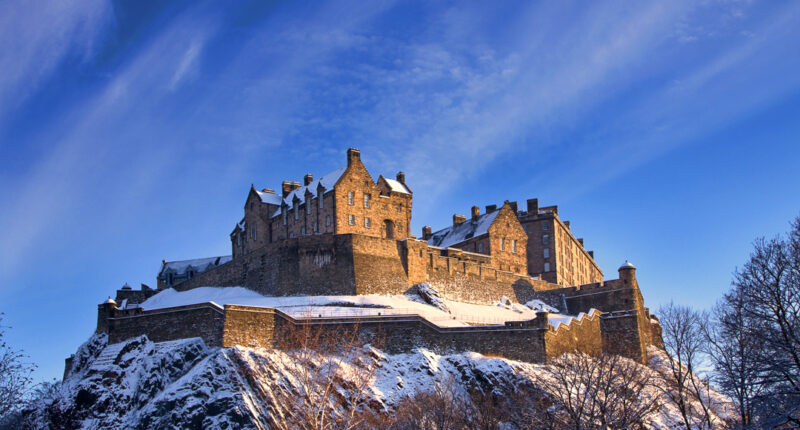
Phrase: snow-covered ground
[
  {"left": 26, "top": 334, "right": 735, "bottom": 429},
  {"left": 140, "top": 286, "right": 592, "bottom": 329}
]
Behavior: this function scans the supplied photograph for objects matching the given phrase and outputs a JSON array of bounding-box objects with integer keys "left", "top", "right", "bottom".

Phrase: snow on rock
[
  {"left": 27, "top": 335, "right": 734, "bottom": 429},
  {"left": 410, "top": 283, "right": 449, "bottom": 313},
  {"left": 524, "top": 299, "right": 559, "bottom": 313}
]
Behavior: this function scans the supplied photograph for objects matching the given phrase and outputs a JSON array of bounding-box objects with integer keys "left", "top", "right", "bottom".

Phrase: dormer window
[
  {"left": 348, "top": 192, "right": 354, "bottom": 205},
  {"left": 364, "top": 194, "right": 371, "bottom": 208}
]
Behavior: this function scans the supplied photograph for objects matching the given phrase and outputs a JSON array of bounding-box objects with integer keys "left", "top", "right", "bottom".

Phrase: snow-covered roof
[
  {"left": 159, "top": 256, "right": 232, "bottom": 276},
  {"left": 271, "top": 166, "right": 347, "bottom": 217},
  {"left": 619, "top": 260, "right": 636, "bottom": 270},
  {"left": 384, "top": 178, "right": 411, "bottom": 194},
  {"left": 254, "top": 189, "right": 282, "bottom": 205},
  {"left": 427, "top": 210, "right": 500, "bottom": 249}
]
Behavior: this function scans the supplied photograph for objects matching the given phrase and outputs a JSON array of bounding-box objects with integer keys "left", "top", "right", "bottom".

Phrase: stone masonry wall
[
  {"left": 543, "top": 310, "right": 604, "bottom": 360},
  {"left": 105, "top": 304, "right": 226, "bottom": 347},
  {"left": 222, "top": 305, "right": 275, "bottom": 349}
]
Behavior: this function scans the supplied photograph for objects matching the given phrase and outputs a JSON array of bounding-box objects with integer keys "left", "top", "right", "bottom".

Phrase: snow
[
  {"left": 427, "top": 209, "right": 500, "bottom": 249},
  {"left": 525, "top": 299, "right": 560, "bottom": 313},
  {"left": 139, "top": 287, "right": 601, "bottom": 330},
  {"left": 160, "top": 256, "right": 232, "bottom": 276},
  {"left": 383, "top": 178, "right": 410, "bottom": 194}
]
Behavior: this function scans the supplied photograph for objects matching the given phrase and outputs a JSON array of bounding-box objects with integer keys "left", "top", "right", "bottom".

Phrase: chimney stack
[
  {"left": 588, "top": 251, "right": 594, "bottom": 258},
  {"left": 485, "top": 204, "right": 497, "bottom": 213},
  {"left": 396, "top": 171, "right": 406, "bottom": 184},
  {"left": 422, "top": 226, "right": 432, "bottom": 240},
  {"left": 509, "top": 201, "right": 518, "bottom": 214},
  {"left": 282, "top": 181, "right": 293, "bottom": 197},
  {"left": 578, "top": 238, "right": 584, "bottom": 247},
  {"left": 347, "top": 148, "right": 361, "bottom": 167},
  {"left": 304, "top": 174, "right": 313, "bottom": 186},
  {"left": 471, "top": 206, "right": 480, "bottom": 220},
  {"left": 453, "top": 214, "right": 466, "bottom": 226},
  {"left": 564, "top": 221, "right": 570, "bottom": 230},
  {"left": 527, "top": 198, "right": 539, "bottom": 214}
]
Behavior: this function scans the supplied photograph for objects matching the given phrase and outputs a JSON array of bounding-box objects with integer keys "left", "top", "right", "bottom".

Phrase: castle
[{"left": 89, "top": 148, "right": 662, "bottom": 375}]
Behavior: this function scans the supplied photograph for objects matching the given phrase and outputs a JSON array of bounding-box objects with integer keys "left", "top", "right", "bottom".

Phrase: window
[
  {"left": 365, "top": 217, "right": 371, "bottom": 228},
  {"left": 348, "top": 191, "right": 354, "bottom": 205},
  {"left": 301, "top": 226, "right": 306, "bottom": 235},
  {"left": 500, "top": 238, "right": 505, "bottom": 251},
  {"left": 294, "top": 204, "right": 299, "bottom": 219},
  {"left": 306, "top": 199, "right": 311, "bottom": 214},
  {"left": 348, "top": 214, "right": 355, "bottom": 225},
  {"left": 543, "top": 248, "right": 550, "bottom": 258},
  {"left": 313, "top": 221, "right": 318, "bottom": 233},
  {"left": 512, "top": 240, "right": 517, "bottom": 253},
  {"left": 364, "top": 194, "right": 371, "bottom": 208},
  {"left": 477, "top": 243, "right": 483, "bottom": 253},
  {"left": 326, "top": 215, "right": 331, "bottom": 226},
  {"left": 542, "top": 224, "right": 549, "bottom": 231},
  {"left": 237, "top": 234, "right": 241, "bottom": 246},
  {"left": 283, "top": 210, "right": 287, "bottom": 225},
  {"left": 397, "top": 203, "right": 403, "bottom": 212},
  {"left": 544, "top": 262, "right": 550, "bottom": 272},
  {"left": 543, "top": 234, "right": 549, "bottom": 245},
  {"left": 319, "top": 195, "right": 324, "bottom": 209},
  {"left": 253, "top": 225, "right": 257, "bottom": 240}
]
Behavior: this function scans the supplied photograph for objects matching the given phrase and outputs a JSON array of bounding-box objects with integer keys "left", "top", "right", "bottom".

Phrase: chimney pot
[
  {"left": 347, "top": 148, "right": 361, "bottom": 167},
  {"left": 526, "top": 198, "right": 539, "bottom": 214},
  {"left": 281, "top": 181, "right": 293, "bottom": 197},
  {"left": 422, "top": 226, "right": 432, "bottom": 240},
  {"left": 471, "top": 206, "right": 480, "bottom": 220},
  {"left": 485, "top": 204, "right": 497, "bottom": 213},
  {"left": 564, "top": 221, "right": 570, "bottom": 230}
]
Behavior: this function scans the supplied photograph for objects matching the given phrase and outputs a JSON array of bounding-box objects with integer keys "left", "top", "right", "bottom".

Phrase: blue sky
[{"left": 2, "top": 0, "right": 800, "bottom": 381}]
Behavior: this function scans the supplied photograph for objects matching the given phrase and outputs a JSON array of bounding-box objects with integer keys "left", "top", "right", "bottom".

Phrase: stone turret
[
  {"left": 96, "top": 297, "right": 117, "bottom": 334},
  {"left": 618, "top": 261, "right": 637, "bottom": 287}
]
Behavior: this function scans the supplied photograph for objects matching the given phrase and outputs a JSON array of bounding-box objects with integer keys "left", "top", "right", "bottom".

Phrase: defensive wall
[
  {"left": 90, "top": 301, "right": 619, "bottom": 371},
  {"left": 172, "top": 233, "right": 555, "bottom": 305}
]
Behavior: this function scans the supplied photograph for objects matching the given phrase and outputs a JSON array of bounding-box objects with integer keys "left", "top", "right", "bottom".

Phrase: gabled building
[
  {"left": 157, "top": 256, "right": 232, "bottom": 289},
  {"left": 231, "top": 148, "right": 413, "bottom": 259},
  {"left": 423, "top": 202, "right": 528, "bottom": 275}
]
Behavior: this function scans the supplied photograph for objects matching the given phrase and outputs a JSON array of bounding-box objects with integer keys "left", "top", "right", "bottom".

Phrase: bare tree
[
  {"left": 703, "top": 289, "right": 768, "bottom": 427},
  {"left": 267, "top": 320, "right": 382, "bottom": 430},
  {"left": 542, "top": 352, "right": 659, "bottom": 430},
  {"left": 389, "top": 377, "right": 473, "bottom": 430},
  {"left": 657, "top": 303, "right": 715, "bottom": 429},
  {"left": 0, "top": 314, "right": 36, "bottom": 420}
]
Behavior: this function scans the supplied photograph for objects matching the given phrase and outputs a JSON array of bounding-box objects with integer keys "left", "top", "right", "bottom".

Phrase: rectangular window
[
  {"left": 477, "top": 243, "right": 483, "bottom": 253},
  {"left": 348, "top": 191, "right": 354, "bottom": 205},
  {"left": 319, "top": 195, "right": 323, "bottom": 209},
  {"left": 283, "top": 210, "right": 287, "bottom": 225},
  {"left": 364, "top": 194, "right": 371, "bottom": 208},
  {"left": 313, "top": 221, "right": 318, "bottom": 233},
  {"left": 348, "top": 214, "right": 355, "bottom": 225},
  {"left": 543, "top": 248, "right": 550, "bottom": 258},
  {"left": 294, "top": 204, "right": 299, "bottom": 220},
  {"left": 326, "top": 215, "right": 331, "bottom": 227},
  {"left": 544, "top": 262, "right": 550, "bottom": 272},
  {"left": 306, "top": 200, "right": 311, "bottom": 214},
  {"left": 397, "top": 203, "right": 402, "bottom": 212},
  {"left": 301, "top": 226, "right": 306, "bottom": 235},
  {"left": 365, "top": 217, "right": 371, "bottom": 228},
  {"left": 500, "top": 238, "right": 505, "bottom": 251},
  {"left": 543, "top": 224, "right": 549, "bottom": 231},
  {"left": 543, "top": 234, "right": 549, "bottom": 245},
  {"left": 512, "top": 240, "right": 517, "bottom": 253}
]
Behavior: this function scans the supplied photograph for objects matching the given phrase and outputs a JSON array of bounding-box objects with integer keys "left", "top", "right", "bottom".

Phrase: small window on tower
[
  {"left": 542, "top": 224, "right": 549, "bottom": 231},
  {"left": 364, "top": 194, "right": 371, "bottom": 208},
  {"left": 365, "top": 217, "right": 371, "bottom": 228},
  {"left": 544, "top": 262, "right": 551, "bottom": 272},
  {"left": 500, "top": 238, "right": 505, "bottom": 251},
  {"left": 543, "top": 234, "right": 550, "bottom": 245},
  {"left": 544, "top": 248, "right": 550, "bottom": 258},
  {"left": 283, "top": 210, "right": 287, "bottom": 225},
  {"left": 348, "top": 192, "right": 354, "bottom": 205},
  {"left": 348, "top": 214, "right": 355, "bottom": 225}
]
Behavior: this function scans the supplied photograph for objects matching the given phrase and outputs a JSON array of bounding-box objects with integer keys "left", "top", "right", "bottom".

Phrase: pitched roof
[
  {"left": 159, "top": 256, "right": 232, "bottom": 276},
  {"left": 384, "top": 178, "right": 411, "bottom": 194},
  {"left": 271, "top": 166, "right": 347, "bottom": 218},
  {"left": 254, "top": 189, "right": 282, "bottom": 205},
  {"left": 427, "top": 210, "right": 500, "bottom": 248}
]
